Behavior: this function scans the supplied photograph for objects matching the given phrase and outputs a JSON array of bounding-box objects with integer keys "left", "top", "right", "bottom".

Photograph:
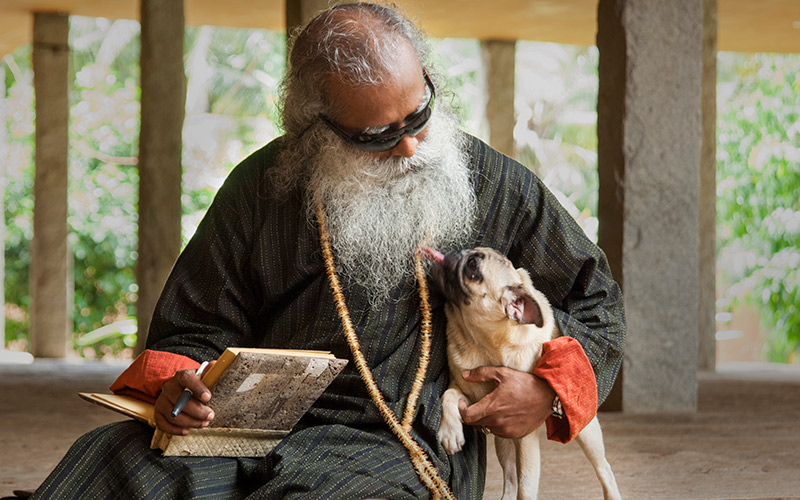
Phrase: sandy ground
[{"left": 1, "top": 358, "right": 800, "bottom": 499}]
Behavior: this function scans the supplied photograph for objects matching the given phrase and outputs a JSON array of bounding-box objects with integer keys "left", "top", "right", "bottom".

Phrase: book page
[{"left": 207, "top": 352, "right": 347, "bottom": 431}]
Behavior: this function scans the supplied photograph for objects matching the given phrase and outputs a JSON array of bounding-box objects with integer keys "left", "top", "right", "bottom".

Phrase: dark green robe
[{"left": 31, "top": 134, "right": 624, "bottom": 499}]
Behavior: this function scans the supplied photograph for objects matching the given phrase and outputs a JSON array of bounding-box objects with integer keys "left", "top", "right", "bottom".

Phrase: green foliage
[
  {"left": 68, "top": 18, "right": 141, "bottom": 357},
  {"left": 3, "top": 18, "right": 286, "bottom": 358},
  {"left": 515, "top": 42, "right": 600, "bottom": 241},
  {"left": 429, "top": 39, "right": 483, "bottom": 135},
  {"left": 4, "top": 47, "right": 35, "bottom": 346},
  {"left": 196, "top": 26, "right": 286, "bottom": 120},
  {"left": 430, "top": 40, "right": 601, "bottom": 239},
  {"left": 716, "top": 52, "right": 800, "bottom": 362},
  {"left": 180, "top": 25, "right": 285, "bottom": 244}
]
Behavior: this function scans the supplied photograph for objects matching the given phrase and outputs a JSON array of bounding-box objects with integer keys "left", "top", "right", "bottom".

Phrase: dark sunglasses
[{"left": 319, "top": 70, "right": 435, "bottom": 153}]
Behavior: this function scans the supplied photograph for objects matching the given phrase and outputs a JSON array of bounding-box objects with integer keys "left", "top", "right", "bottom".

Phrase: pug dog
[{"left": 425, "top": 247, "right": 621, "bottom": 500}]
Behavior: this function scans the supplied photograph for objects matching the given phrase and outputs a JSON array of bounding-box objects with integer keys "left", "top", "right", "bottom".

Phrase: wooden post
[
  {"left": 698, "top": 0, "right": 718, "bottom": 372},
  {"left": 481, "top": 40, "right": 516, "bottom": 159},
  {"left": 285, "top": 0, "right": 331, "bottom": 37},
  {"left": 30, "top": 12, "right": 70, "bottom": 358},
  {"left": 136, "top": 0, "right": 185, "bottom": 355}
]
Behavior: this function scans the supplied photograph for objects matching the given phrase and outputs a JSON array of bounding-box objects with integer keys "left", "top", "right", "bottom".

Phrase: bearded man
[{"left": 30, "top": 3, "right": 624, "bottom": 499}]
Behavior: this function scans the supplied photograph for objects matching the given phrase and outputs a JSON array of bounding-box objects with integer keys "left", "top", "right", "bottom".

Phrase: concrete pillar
[
  {"left": 30, "top": 12, "right": 70, "bottom": 358},
  {"left": 698, "top": 0, "right": 717, "bottom": 372},
  {"left": 481, "top": 40, "right": 516, "bottom": 158},
  {"left": 135, "top": 0, "right": 185, "bottom": 354},
  {"left": 285, "top": 0, "right": 330, "bottom": 34},
  {"left": 597, "top": 0, "right": 702, "bottom": 413}
]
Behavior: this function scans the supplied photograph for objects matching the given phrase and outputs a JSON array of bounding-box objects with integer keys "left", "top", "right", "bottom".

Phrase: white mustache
[{"left": 307, "top": 108, "right": 476, "bottom": 304}]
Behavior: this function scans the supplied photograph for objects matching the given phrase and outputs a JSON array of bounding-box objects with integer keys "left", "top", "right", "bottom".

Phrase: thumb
[{"left": 459, "top": 394, "right": 493, "bottom": 424}]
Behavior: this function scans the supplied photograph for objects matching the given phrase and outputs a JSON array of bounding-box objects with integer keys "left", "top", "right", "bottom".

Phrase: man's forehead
[{"left": 325, "top": 46, "right": 426, "bottom": 131}]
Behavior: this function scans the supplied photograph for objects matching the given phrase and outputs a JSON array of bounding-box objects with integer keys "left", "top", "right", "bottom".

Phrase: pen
[{"left": 170, "top": 360, "right": 210, "bottom": 418}]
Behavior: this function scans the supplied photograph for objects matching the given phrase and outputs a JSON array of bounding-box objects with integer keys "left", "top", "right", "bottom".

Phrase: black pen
[{"left": 170, "top": 361, "right": 210, "bottom": 418}]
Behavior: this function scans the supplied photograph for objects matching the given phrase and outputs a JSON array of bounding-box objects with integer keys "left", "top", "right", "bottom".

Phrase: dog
[{"left": 425, "top": 247, "right": 621, "bottom": 500}]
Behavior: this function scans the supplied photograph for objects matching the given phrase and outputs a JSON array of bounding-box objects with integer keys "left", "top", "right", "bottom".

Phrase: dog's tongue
[{"left": 420, "top": 246, "right": 445, "bottom": 264}]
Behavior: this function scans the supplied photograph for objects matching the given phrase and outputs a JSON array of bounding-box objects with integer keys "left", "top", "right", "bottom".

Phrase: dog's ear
[{"left": 504, "top": 285, "right": 544, "bottom": 327}]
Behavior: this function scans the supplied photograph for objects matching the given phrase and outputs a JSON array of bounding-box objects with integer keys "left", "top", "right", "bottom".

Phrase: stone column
[
  {"left": 698, "top": 0, "right": 717, "bottom": 372},
  {"left": 597, "top": 0, "right": 703, "bottom": 412},
  {"left": 285, "top": 0, "right": 330, "bottom": 35},
  {"left": 135, "top": 0, "right": 185, "bottom": 355},
  {"left": 30, "top": 12, "right": 70, "bottom": 358},
  {"left": 481, "top": 40, "right": 516, "bottom": 158}
]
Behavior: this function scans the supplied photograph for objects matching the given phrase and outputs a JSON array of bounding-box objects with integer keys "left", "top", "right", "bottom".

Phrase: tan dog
[{"left": 427, "top": 247, "right": 621, "bottom": 500}]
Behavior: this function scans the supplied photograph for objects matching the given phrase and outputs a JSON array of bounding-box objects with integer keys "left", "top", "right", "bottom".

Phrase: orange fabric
[
  {"left": 109, "top": 349, "right": 200, "bottom": 404},
  {"left": 533, "top": 336, "right": 598, "bottom": 444}
]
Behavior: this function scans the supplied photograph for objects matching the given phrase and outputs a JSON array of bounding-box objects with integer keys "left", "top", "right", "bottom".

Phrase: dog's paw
[
  {"left": 439, "top": 388, "right": 468, "bottom": 454},
  {"left": 438, "top": 416, "right": 465, "bottom": 455}
]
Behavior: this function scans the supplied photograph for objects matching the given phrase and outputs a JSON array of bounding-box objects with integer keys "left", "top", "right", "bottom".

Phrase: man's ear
[{"left": 504, "top": 286, "right": 544, "bottom": 327}]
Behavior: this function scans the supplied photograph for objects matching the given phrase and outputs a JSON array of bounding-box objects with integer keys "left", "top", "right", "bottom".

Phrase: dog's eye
[{"left": 465, "top": 254, "right": 482, "bottom": 281}]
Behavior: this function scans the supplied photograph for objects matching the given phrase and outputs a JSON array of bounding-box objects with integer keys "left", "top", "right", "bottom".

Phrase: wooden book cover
[
  {"left": 81, "top": 347, "right": 347, "bottom": 457},
  {"left": 78, "top": 392, "right": 155, "bottom": 426}
]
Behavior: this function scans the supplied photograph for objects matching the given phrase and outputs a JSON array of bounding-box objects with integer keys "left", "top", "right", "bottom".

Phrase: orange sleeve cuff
[
  {"left": 109, "top": 349, "right": 200, "bottom": 404},
  {"left": 533, "top": 336, "right": 598, "bottom": 444}
]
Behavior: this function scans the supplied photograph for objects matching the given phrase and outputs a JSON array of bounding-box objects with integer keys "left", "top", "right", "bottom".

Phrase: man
[{"left": 31, "top": 3, "right": 624, "bottom": 499}]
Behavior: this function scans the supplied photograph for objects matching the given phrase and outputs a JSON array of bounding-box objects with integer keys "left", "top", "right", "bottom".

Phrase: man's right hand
[{"left": 153, "top": 367, "right": 215, "bottom": 435}]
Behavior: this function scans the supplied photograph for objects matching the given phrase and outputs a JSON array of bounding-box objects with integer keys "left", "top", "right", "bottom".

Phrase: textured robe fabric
[{"left": 31, "top": 134, "right": 625, "bottom": 499}]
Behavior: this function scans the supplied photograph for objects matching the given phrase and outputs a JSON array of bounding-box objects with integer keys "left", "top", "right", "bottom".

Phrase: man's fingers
[
  {"left": 153, "top": 368, "right": 215, "bottom": 435},
  {"left": 175, "top": 369, "right": 212, "bottom": 403},
  {"left": 154, "top": 397, "right": 214, "bottom": 434},
  {"left": 462, "top": 365, "right": 507, "bottom": 384},
  {"left": 154, "top": 412, "right": 192, "bottom": 436}
]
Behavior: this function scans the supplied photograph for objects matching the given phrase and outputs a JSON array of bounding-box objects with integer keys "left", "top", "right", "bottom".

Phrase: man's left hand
[{"left": 459, "top": 366, "right": 555, "bottom": 439}]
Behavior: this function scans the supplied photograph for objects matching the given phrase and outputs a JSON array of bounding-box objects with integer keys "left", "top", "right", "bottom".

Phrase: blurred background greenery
[{"left": 2, "top": 18, "right": 798, "bottom": 362}]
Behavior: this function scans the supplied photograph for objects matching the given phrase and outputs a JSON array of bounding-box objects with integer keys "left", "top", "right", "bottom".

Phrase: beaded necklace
[{"left": 315, "top": 202, "right": 454, "bottom": 499}]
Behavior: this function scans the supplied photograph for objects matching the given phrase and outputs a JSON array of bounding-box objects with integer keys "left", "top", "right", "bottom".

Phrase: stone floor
[{"left": 1, "top": 358, "right": 799, "bottom": 499}]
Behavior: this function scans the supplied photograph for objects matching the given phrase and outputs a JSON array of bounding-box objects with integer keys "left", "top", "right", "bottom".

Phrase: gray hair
[{"left": 279, "top": 2, "right": 433, "bottom": 138}]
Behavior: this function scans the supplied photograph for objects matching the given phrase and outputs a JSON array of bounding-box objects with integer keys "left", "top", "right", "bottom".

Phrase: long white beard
[{"left": 307, "top": 108, "right": 476, "bottom": 303}]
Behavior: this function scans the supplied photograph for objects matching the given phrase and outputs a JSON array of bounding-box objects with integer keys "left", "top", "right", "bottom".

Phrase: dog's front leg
[
  {"left": 515, "top": 431, "right": 541, "bottom": 500},
  {"left": 438, "top": 386, "right": 470, "bottom": 454}
]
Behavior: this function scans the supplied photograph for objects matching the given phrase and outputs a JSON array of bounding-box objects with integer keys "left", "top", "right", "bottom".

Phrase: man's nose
[{"left": 389, "top": 134, "right": 419, "bottom": 158}]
